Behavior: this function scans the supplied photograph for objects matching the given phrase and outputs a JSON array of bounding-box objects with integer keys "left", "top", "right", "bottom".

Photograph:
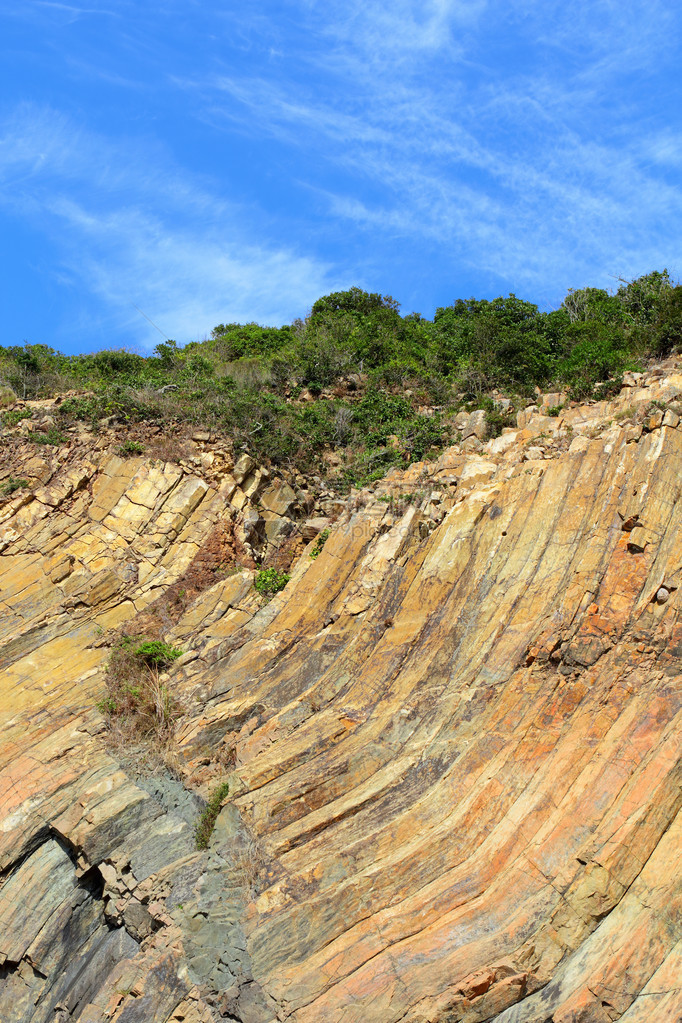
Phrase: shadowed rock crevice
[{"left": 0, "top": 837, "right": 140, "bottom": 1023}]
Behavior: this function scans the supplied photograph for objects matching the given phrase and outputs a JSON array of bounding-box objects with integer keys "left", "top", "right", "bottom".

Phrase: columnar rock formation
[{"left": 1, "top": 367, "right": 681, "bottom": 1022}]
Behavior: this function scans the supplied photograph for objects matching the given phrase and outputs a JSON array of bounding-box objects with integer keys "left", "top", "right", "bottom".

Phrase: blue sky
[{"left": 1, "top": 1, "right": 681, "bottom": 354}]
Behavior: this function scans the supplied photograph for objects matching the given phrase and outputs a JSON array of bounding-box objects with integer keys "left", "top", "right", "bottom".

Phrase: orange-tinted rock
[{"left": 1, "top": 375, "right": 682, "bottom": 1022}]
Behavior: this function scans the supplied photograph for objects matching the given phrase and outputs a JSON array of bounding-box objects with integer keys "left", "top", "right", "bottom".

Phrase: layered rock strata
[{"left": 1, "top": 369, "right": 681, "bottom": 1022}]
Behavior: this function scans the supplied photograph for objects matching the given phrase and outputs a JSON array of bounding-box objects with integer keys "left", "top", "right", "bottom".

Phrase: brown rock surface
[{"left": 1, "top": 376, "right": 682, "bottom": 1022}]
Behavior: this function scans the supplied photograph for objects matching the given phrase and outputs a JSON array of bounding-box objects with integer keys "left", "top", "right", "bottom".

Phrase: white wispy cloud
[
  {"left": 0, "top": 104, "right": 340, "bottom": 347},
  {"left": 8, "top": 0, "right": 122, "bottom": 21},
  {"left": 642, "top": 131, "right": 682, "bottom": 169},
  {"left": 1, "top": 0, "right": 679, "bottom": 344},
  {"left": 313, "top": 0, "right": 486, "bottom": 65},
  {"left": 49, "top": 198, "right": 335, "bottom": 341},
  {"left": 31, "top": 1, "right": 116, "bottom": 13},
  {"left": 524, "top": 0, "right": 676, "bottom": 74},
  {"left": 186, "top": 0, "right": 681, "bottom": 300}
]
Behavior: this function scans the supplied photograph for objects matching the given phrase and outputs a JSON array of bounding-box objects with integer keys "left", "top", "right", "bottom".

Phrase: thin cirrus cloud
[
  {"left": 192, "top": 0, "right": 681, "bottom": 302},
  {"left": 0, "top": 0, "right": 680, "bottom": 352},
  {"left": 48, "top": 197, "right": 336, "bottom": 342},
  {"left": 0, "top": 105, "right": 339, "bottom": 349}
]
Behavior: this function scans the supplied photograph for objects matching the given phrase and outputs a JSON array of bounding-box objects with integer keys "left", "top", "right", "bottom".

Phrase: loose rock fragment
[{"left": 627, "top": 525, "right": 651, "bottom": 552}]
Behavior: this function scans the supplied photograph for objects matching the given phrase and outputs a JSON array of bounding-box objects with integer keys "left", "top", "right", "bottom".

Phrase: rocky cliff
[{"left": 1, "top": 366, "right": 681, "bottom": 1023}]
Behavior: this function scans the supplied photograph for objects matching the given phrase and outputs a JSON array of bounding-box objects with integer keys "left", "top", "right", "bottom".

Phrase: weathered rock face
[{"left": 1, "top": 369, "right": 682, "bottom": 1022}]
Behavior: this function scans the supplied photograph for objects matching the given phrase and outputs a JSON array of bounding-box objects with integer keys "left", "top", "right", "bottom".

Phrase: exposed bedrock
[{"left": 1, "top": 372, "right": 681, "bottom": 1022}]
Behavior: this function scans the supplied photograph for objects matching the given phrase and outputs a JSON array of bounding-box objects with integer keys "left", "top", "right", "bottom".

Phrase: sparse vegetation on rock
[
  {"left": 3, "top": 274, "right": 682, "bottom": 1023},
  {"left": 194, "top": 781, "right": 231, "bottom": 849},
  {"left": 117, "top": 439, "right": 145, "bottom": 457},
  {"left": 2, "top": 407, "right": 32, "bottom": 428},
  {"left": 97, "top": 635, "right": 183, "bottom": 748},
  {"left": 254, "top": 567, "right": 290, "bottom": 597},
  {"left": 309, "top": 527, "right": 330, "bottom": 559},
  {"left": 0, "top": 476, "right": 29, "bottom": 497}
]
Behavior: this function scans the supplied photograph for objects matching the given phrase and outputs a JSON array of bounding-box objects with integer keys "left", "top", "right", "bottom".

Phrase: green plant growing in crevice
[
  {"left": 195, "top": 781, "right": 231, "bottom": 849},
  {"left": 478, "top": 397, "right": 517, "bottom": 438},
  {"left": 398, "top": 490, "right": 424, "bottom": 506},
  {"left": 118, "top": 439, "right": 145, "bottom": 457},
  {"left": 0, "top": 476, "right": 29, "bottom": 497},
  {"left": 132, "top": 640, "right": 182, "bottom": 668},
  {"left": 309, "top": 528, "right": 330, "bottom": 559},
  {"left": 614, "top": 404, "right": 637, "bottom": 421},
  {"left": 254, "top": 567, "right": 290, "bottom": 597}
]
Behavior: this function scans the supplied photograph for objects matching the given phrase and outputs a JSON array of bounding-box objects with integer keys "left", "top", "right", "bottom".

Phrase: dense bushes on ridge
[{"left": 1, "top": 270, "right": 679, "bottom": 485}]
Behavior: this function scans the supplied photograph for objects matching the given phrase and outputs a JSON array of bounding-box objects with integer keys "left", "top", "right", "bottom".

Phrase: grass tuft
[
  {"left": 195, "top": 782, "right": 231, "bottom": 849},
  {"left": 117, "top": 439, "right": 145, "bottom": 456},
  {"left": 309, "top": 528, "right": 330, "bottom": 559},
  {"left": 2, "top": 408, "right": 32, "bottom": 428}
]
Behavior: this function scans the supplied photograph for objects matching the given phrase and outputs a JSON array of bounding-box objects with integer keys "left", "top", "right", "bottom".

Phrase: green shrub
[
  {"left": 209, "top": 322, "right": 293, "bottom": 361},
  {"left": 92, "top": 349, "right": 146, "bottom": 377},
  {"left": 556, "top": 322, "right": 635, "bottom": 399},
  {"left": 57, "top": 394, "right": 104, "bottom": 424},
  {"left": 118, "top": 440, "right": 145, "bottom": 456},
  {"left": 96, "top": 636, "right": 183, "bottom": 747},
  {"left": 30, "top": 427, "right": 66, "bottom": 446},
  {"left": 58, "top": 388, "right": 165, "bottom": 427},
  {"left": 132, "top": 640, "right": 182, "bottom": 668},
  {"left": 0, "top": 268, "right": 678, "bottom": 489},
  {"left": 2, "top": 408, "right": 32, "bottom": 428},
  {"left": 195, "top": 781, "right": 231, "bottom": 850},
  {"left": 254, "top": 567, "right": 290, "bottom": 596},
  {"left": 648, "top": 286, "right": 682, "bottom": 356},
  {"left": 310, "top": 528, "right": 330, "bottom": 559},
  {"left": 0, "top": 476, "right": 29, "bottom": 497},
  {"left": 96, "top": 696, "right": 118, "bottom": 716},
  {"left": 478, "top": 397, "right": 516, "bottom": 438}
]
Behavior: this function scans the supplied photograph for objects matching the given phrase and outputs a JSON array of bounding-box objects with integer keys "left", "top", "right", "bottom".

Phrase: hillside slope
[{"left": 1, "top": 365, "right": 681, "bottom": 1023}]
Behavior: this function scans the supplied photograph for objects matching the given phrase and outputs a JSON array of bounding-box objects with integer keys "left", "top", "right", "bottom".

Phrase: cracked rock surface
[{"left": 1, "top": 371, "right": 682, "bottom": 1022}]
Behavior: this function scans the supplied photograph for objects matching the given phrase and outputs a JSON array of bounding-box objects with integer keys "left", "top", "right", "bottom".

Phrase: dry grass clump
[
  {"left": 146, "top": 433, "right": 191, "bottom": 463},
  {"left": 223, "top": 358, "right": 273, "bottom": 389},
  {"left": 97, "top": 636, "right": 183, "bottom": 751},
  {"left": 234, "top": 835, "right": 268, "bottom": 894}
]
